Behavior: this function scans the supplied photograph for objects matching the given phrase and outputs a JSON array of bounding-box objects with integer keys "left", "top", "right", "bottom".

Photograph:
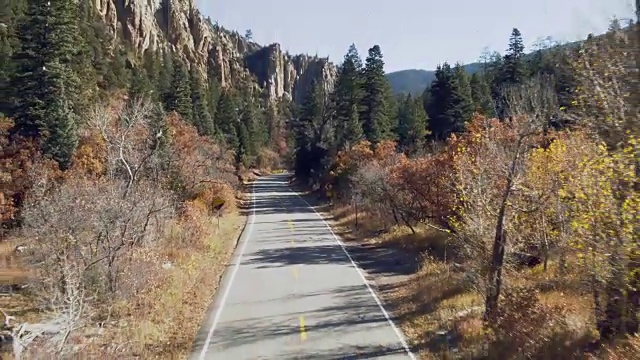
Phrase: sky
[{"left": 195, "top": 0, "right": 636, "bottom": 73}]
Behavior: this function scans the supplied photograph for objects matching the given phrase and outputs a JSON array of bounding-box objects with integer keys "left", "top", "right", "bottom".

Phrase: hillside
[{"left": 386, "top": 63, "right": 483, "bottom": 95}]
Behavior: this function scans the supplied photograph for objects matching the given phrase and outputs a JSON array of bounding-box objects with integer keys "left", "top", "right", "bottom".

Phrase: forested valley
[{"left": 0, "top": 0, "right": 638, "bottom": 358}]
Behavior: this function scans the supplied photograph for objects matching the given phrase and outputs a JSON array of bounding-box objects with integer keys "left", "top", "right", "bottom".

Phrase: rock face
[{"left": 95, "top": 0, "right": 336, "bottom": 102}]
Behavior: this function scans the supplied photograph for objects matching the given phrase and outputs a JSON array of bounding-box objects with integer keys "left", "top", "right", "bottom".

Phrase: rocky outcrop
[{"left": 95, "top": 0, "right": 336, "bottom": 102}]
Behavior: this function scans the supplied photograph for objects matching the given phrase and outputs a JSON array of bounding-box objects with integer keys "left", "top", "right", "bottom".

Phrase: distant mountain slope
[{"left": 386, "top": 63, "right": 483, "bottom": 96}]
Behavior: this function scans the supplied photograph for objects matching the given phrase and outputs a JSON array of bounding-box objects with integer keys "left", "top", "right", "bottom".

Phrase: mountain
[
  {"left": 95, "top": 0, "right": 336, "bottom": 103},
  {"left": 386, "top": 63, "right": 483, "bottom": 96}
]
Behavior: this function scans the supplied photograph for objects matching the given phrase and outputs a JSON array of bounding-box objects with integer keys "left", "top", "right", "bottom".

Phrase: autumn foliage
[
  {"left": 1, "top": 97, "right": 242, "bottom": 356},
  {"left": 329, "top": 100, "right": 638, "bottom": 355}
]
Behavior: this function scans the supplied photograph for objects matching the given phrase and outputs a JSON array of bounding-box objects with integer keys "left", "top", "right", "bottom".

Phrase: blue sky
[{"left": 195, "top": 0, "right": 635, "bottom": 73}]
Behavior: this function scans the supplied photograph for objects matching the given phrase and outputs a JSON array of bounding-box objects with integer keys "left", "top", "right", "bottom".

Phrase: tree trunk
[
  {"left": 392, "top": 208, "right": 400, "bottom": 225},
  {"left": 542, "top": 216, "right": 549, "bottom": 272},
  {"left": 484, "top": 198, "right": 509, "bottom": 320},
  {"left": 399, "top": 211, "right": 416, "bottom": 234},
  {"left": 354, "top": 202, "right": 359, "bottom": 231}
]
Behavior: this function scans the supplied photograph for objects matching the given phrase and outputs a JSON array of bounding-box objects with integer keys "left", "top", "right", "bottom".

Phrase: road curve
[{"left": 190, "top": 174, "right": 415, "bottom": 360}]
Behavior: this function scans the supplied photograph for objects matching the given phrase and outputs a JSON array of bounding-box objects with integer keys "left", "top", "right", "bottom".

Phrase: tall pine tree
[
  {"left": 165, "top": 57, "right": 192, "bottom": 122},
  {"left": 333, "top": 44, "right": 364, "bottom": 150},
  {"left": 11, "top": 0, "right": 81, "bottom": 168},
  {"left": 189, "top": 67, "right": 214, "bottom": 136},
  {"left": 397, "top": 94, "right": 428, "bottom": 155},
  {"left": 426, "top": 63, "right": 454, "bottom": 140},
  {"left": 361, "top": 45, "right": 392, "bottom": 144},
  {"left": 501, "top": 28, "right": 527, "bottom": 86},
  {"left": 293, "top": 80, "right": 328, "bottom": 181},
  {"left": 449, "top": 63, "right": 474, "bottom": 129},
  {"left": 215, "top": 90, "right": 239, "bottom": 150},
  {"left": 470, "top": 72, "right": 495, "bottom": 117}
]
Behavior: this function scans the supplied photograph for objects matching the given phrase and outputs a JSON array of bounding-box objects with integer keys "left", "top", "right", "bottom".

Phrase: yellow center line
[
  {"left": 299, "top": 316, "right": 307, "bottom": 341},
  {"left": 292, "top": 266, "right": 299, "bottom": 280}
]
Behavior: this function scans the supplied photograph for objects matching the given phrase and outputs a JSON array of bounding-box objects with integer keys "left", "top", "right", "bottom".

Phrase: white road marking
[
  {"left": 293, "top": 183, "right": 417, "bottom": 360},
  {"left": 198, "top": 181, "right": 257, "bottom": 359}
]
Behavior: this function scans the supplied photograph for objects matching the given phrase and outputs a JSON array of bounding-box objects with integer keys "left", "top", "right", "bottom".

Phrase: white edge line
[
  {"left": 294, "top": 186, "right": 418, "bottom": 360},
  {"left": 198, "top": 181, "right": 256, "bottom": 359}
]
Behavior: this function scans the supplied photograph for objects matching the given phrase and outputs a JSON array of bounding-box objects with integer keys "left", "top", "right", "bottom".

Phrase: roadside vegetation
[
  {"left": 0, "top": 1, "right": 284, "bottom": 357},
  {"left": 0, "top": 97, "right": 255, "bottom": 357},
  {"left": 293, "top": 21, "right": 639, "bottom": 359}
]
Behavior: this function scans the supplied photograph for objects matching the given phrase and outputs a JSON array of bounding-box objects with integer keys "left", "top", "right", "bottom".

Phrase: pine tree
[
  {"left": 397, "top": 94, "right": 427, "bottom": 155},
  {"left": 104, "top": 33, "right": 131, "bottom": 91},
  {"left": 361, "top": 45, "right": 392, "bottom": 144},
  {"left": 0, "top": 28, "right": 13, "bottom": 116},
  {"left": 0, "top": 0, "right": 26, "bottom": 116},
  {"left": 426, "top": 63, "right": 454, "bottom": 140},
  {"left": 142, "top": 48, "right": 161, "bottom": 101},
  {"left": 502, "top": 28, "right": 526, "bottom": 85},
  {"left": 159, "top": 49, "right": 174, "bottom": 106},
  {"left": 236, "top": 118, "right": 251, "bottom": 166},
  {"left": 470, "top": 72, "right": 495, "bottom": 117},
  {"left": 236, "top": 100, "right": 258, "bottom": 165},
  {"left": 215, "top": 90, "right": 238, "bottom": 150},
  {"left": 205, "top": 62, "right": 221, "bottom": 132},
  {"left": 129, "top": 66, "right": 152, "bottom": 99},
  {"left": 333, "top": 44, "right": 364, "bottom": 150},
  {"left": 165, "top": 58, "right": 192, "bottom": 122},
  {"left": 189, "top": 67, "right": 214, "bottom": 136},
  {"left": 449, "top": 64, "right": 474, "bottom": 131},
  {"left": 42, "top": 75, "right": 78, "bottom": 169},
  {"left": 293, "top": 80, "right": 328, "bottom": 181},
  {"left": 11, "top": 0, "right": 82, "bottom": 168},
  {"left": 343, "top": 103, "right": 363, "bottom": 150}
]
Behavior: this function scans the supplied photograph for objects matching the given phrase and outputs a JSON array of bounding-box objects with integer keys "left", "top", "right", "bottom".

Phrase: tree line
[
  {"left": 292, "top": 20, "right": 639, "bottom": 355},
  {"left": 0, "top": 0, "right": 291, "bottom": 175},
  {"left": 292, "top": 27, "right": 579, "bottom": 186}
]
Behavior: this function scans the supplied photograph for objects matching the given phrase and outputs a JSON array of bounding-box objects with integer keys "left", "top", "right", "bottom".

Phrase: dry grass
[
  {"left": 87, "top": 211, "right": 246, "bottom": 358},
  {"left": 1, "top": 187, "right": 249, "bottom": 359},
  {"left": 324, "top": 202, "right": 636, "bottom": 359}
]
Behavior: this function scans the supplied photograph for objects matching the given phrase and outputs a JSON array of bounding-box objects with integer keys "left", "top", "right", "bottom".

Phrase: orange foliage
[
  {"left": 165, "top": 114, "right": 237, "bottom": 206},
  {"left": 69, "top": 131, "right": 107, "bottom": 179},
  {"left": 0, "top": 117, "right": 62, "bottom": 226},
  {"left": 388, "top": 150, "right": 457, "bottom": 231}
]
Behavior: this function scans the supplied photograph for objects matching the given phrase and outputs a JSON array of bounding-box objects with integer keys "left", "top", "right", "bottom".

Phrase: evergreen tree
[
  {"left": 0, "top": 28, "right": 13, "bottom": 116},
  {"left": 333, "top": 44, "right": 364, "bottom": 150},
  {"left": 103, "top": 33, "right": 131, "bottom": 92},
  {"left": 0, "top": 0, "right": 26, "bottom": 116},
  {"left": 343, "top": 103, "right": 363, "bottom": 150},
  {"left": 426, "top": 63, "right": 454, "bottom": 140},
  {"left": 426, "top": 63, "right": 473, "bottom": 140},
  {"left": 165, "top": 58, "right": 192, "bottom": 122},
  {"left": 205, "top": 62, "right": 221, "bottom": 132},
  {"left": 236, "top": 117, "right": 251, "bottom": 166},
  {"left": 189, "top": 67, "right": 214, "bottom": 136},
  {"left": 129, "top": 66, "right": 152, "bottom": 99},
  {"left": 470, "top": 72, "right": 495, "bottom": 117},
  {"left": 449, "top": 64, "right": 474, "bottom": 130},
  {"left": 397, "top": 94, "right": 428, "bottom": 156},
  {"left": 361, "top": 45, "right": 392, "bottom": 144},
  {"left": 293, "top": 80, "right": 328, "bottom": 181},
  {"left": 11, "top": 0, "right": 82, "bottom": 168},
  {"left": 142, "top": 48, "right": 162, "bottom": 101},
  {"left": 159, "top": 49, "right": 174, "bottom": 106},
  {"left": 215, "top": 90, "right": 238, "bottom": 149},
  {"left": 502, "top": 28, "right": 526, "bottom": 85}
]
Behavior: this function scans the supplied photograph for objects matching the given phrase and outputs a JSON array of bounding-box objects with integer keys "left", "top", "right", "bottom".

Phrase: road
[{"left": 190, "top": 174, "right": 415, "bottom": 360}]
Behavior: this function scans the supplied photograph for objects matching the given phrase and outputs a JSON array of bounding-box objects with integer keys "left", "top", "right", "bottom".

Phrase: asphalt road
[{"left": 190, "top": 174, "right": 416, "bottom": 360}]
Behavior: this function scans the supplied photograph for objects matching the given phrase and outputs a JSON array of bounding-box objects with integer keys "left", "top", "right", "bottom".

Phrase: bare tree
[{"left": 470, "top": 77, "right": 558, "bottom": 318}]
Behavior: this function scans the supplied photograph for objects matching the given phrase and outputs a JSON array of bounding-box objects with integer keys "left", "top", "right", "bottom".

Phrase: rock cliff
[{"left": 95, "top": 0, "right": 336, "bottom": 102}]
